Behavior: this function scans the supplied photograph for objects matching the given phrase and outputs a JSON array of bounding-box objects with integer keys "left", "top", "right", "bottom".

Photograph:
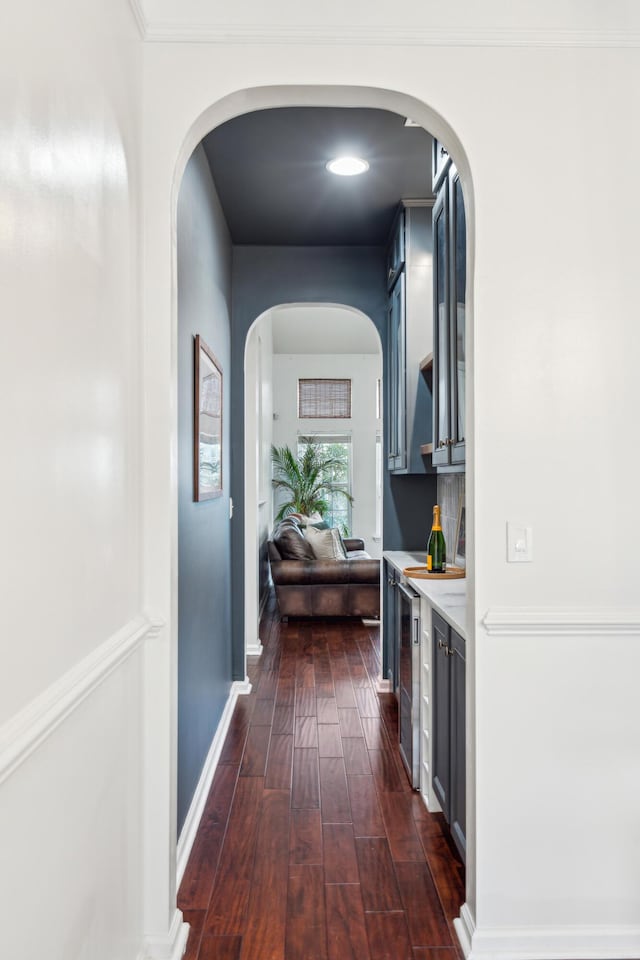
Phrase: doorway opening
[
  {"left": 171, "top": 85, "right": 475, "bottom": 957},
  {"left": 244, "top": 303, "right": 383, "bottom": 655}
]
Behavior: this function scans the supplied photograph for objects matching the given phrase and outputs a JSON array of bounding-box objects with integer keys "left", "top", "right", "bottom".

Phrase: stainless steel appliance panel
[{"left": 397, "top": 581, "right": 421, "bottom": 788}]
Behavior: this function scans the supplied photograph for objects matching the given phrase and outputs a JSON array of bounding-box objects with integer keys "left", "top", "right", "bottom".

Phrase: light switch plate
[{"left": 507, "top": 522, "right": 533, "bottom": 562}]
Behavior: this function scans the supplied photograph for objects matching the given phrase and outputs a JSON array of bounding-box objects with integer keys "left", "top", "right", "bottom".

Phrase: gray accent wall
[
  {"left": 177, "top": 145, "right": 233, "bottom": 832},
  {"left": 230, "top": 245, "right": 436, "bottom": 679}
]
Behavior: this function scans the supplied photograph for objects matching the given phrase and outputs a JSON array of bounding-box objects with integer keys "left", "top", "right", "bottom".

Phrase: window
[
  {"left": 298, "top": 378, "right": 352, "bottom": 419},
  {"left": 297, "top": 435, "right": 352, "bottom": 535}
]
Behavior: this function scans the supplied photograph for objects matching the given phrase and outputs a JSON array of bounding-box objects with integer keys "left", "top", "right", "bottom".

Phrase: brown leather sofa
[{"left": 267, "top": 516, "right": 380, "bottom": 619}]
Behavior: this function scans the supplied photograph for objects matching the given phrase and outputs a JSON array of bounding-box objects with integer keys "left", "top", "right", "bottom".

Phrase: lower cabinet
[{"left": 432, "top": 611, "right": 466, "bottom": 862}]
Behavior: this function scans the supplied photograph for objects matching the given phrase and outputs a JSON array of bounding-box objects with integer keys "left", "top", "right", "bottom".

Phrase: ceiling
[
  {"left": 202, "top": 107, "right": 432, "bottom": 246},
  {"left": 271, "top": 305, "right": 381, "bottom": 355}
]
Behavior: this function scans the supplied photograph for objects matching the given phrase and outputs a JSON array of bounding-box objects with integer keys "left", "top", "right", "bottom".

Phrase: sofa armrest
[
  {"left": 270, "top": 557, "right": 380, "bottom": 586},
  {"left": 343, "top": 537, "right": 365, "bottom": 552}
]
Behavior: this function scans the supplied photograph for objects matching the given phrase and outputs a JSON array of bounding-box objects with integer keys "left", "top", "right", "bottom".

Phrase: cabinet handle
[
  {"left": 387, "top": 577, "right": 396, "bottom": 586},
  {"left": 446, "top": 438, "right": 455, "bottom": 446},
  {"left": 440, "top": 146, "right": 448, "bottom": 158},
  {"left": 438, "top": 439, "right": 447, "bottom": 448}
]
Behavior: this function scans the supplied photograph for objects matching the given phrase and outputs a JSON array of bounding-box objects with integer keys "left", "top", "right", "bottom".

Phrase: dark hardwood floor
[{"left": 178, "top": 597, "right": 465, "bottom": 960}]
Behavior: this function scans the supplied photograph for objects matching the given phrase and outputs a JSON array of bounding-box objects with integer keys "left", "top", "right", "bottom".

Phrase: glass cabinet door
[
  {"left": 450, "top": 173, "right": 466, "bottom": 465},
  {"left": 432, "top": 180, "right": 450, "bottom": 466},
  {"left": 386, "top": 273, "right": 406, "bottom": 471}
]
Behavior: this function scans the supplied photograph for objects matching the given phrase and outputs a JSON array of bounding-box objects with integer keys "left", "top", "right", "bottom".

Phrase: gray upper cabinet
[
  {"left": 432, "top": 137, "right": 452, "bottom": 193},
  {"left": 386, "top": 207, "right": 405, "bottom": 292},
  {"left": 432, "top": 165, "right": 466, "bottom": 469},
  {"left": 387, "top": 271, "right": 406, "bottom": 471},
  {"left": 386, "top": 202, "right": 435, "bottom": 474}
]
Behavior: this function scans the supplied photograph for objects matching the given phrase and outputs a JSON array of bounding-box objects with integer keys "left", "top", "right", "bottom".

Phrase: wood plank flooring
[{"left": 179, "top": 598, "right": 465, "bottom": 960}]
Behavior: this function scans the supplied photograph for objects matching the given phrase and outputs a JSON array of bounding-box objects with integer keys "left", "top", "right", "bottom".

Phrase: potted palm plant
[{"left": 271, "top": 437, "right": 354, "bottom": 531}]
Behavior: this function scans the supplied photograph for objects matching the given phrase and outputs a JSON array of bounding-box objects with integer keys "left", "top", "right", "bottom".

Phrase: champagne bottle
[{"left": 427, "top": 505, "right": 446, "bottom": 573}]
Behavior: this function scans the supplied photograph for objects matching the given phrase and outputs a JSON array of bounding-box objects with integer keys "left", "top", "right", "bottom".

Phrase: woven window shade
[{"left": 298, "top": 379, "right": 352, "bottom": 419}]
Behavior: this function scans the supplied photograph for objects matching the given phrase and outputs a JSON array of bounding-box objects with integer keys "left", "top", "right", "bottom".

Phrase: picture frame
[
  {"left": 454, "top": 494, "right": 466, "bottom": 568},
  {"left": 194, "top": 334, "right": 223, "bottom": 501}
]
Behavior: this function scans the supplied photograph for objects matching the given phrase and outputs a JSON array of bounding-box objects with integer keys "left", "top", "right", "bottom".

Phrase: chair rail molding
[
  {"left": 482, "top": 606, "right": 640, "bottom": 637},
  {"left": 0, "top": 614, "right": 163, "bottom": 785}
]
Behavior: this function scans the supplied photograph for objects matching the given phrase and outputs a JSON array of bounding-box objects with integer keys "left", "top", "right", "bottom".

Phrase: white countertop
[{"left": 383, "top": 550, "right": 467, "bottom": 639}]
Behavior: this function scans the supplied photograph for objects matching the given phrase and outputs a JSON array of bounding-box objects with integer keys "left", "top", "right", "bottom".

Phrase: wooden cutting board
[{"left": 402, "top": 565, "right": 465, "bottom": 580}]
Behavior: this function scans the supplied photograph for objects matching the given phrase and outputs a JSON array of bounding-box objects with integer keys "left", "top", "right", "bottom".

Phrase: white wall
[
  {"left": 258, "top": 321, "right": 275, "bottom": 564},
  {"left": 140, "top": 16, "right": 640, "bottom": 959},
  {"left": 0, "top": 0, "right": 152, "bottom": 957},
  {"left": 244, "top": 312, "right": 274, "bottom": 651},
  {"left": 272, "top": 353, "right": 382, "bottom": 558}
]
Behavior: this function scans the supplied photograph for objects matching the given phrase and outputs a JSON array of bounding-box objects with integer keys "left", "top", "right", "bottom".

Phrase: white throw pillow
[
  {"left": 304, "top": 525, "right": 346, "bottom": 561},
  {"left": 291, "top": 512, "right": 323, "bottom": 527}
]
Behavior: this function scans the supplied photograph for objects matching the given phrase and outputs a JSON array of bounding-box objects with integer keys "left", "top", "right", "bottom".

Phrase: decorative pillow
[
  {"left": 273, "top": 521, "right": 315, "bottom": 560},
  {"left": 290, "top": 512, "right": 327, "bottom": 529},
  {"left": 304, "top": 525, "right": 348, "bottom": 561}
]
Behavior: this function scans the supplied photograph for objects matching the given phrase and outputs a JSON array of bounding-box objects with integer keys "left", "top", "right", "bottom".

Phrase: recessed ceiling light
[{"left": 326, "top": 156, "right": 370, "bottom": 176}]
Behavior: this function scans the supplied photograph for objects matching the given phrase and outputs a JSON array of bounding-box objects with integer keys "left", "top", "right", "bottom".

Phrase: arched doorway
[
  {"left": 244, "top": 302, "right": 383, "bottom": 662},
  {"left": 148, "top": 84, "right": 474, "bottom": 957}
]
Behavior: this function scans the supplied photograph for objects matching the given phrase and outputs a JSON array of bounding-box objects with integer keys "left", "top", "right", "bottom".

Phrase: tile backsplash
[{"left": 437, "top": 473, "right": 465, "bottom": 567}]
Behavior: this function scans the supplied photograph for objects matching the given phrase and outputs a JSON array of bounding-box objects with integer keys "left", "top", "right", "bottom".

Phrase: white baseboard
[
  {"left": 0, "top": 614, "right": 160, "bottom": 786},
  {"left": 142, "top": 909, "right": 189, "bottom": 960},
  {"left": 468, "top": 922, "right": 640, "bottom": 959},
  {"left": 176, "top": 678, "right": 252, "bottom": 886},
  {"left": 375, "top": 677, "right": 393, "bottom": 693},
  {"left": 246, "top": 640, "right": 263, "bottom": 656},
  {"left": 455, "top": 902, "right": 475, "bottom": 957}
]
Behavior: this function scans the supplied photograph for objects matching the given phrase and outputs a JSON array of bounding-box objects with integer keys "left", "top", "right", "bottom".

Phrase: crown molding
[
  {"left": 136, "top": 21, "right": 640, "bottom": 47},
  {"left": 0, "top": 614, "right": 162, "bottom": 785},
  {"left": 483, "top": 607, "right": 640, "bottom": 637}
]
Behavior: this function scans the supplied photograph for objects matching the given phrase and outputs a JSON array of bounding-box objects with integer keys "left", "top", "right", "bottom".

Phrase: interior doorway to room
[
  {"left": 174, "top": 91, "right": 473, "bottom": 957},
  {"left": 244, "top": 303, "right": 383, "bottom": 652},
  {"left": 199, "top": 104, "right": 443, "bottom": 671}
]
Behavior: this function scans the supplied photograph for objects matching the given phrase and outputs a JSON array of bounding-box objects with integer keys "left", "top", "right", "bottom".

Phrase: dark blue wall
[
  {"left": 230, "top": 245, "right": 436, "bottom": 679},
  {"left": 177, "top": 146, "right": 233, "bottom": 832}
]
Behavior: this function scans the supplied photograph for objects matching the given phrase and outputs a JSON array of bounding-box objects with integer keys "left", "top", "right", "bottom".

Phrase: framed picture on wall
[{"left": 194, "top": 334, "right": 223, "bottom": 501}]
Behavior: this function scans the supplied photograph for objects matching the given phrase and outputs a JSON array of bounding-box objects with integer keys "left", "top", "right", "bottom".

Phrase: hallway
[{"left": 178, "top": 598, "right": 465, "bottom": 959}]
